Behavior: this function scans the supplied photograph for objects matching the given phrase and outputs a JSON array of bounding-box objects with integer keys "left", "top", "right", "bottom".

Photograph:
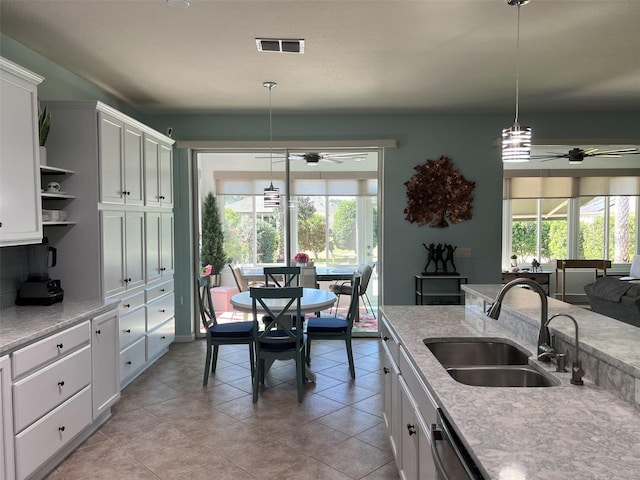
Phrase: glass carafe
[{"left": 26, "top": 239, "right": 57, "bottom": 281}]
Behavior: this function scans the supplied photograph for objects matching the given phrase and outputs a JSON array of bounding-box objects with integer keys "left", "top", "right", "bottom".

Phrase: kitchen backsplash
[{"left": 0, "top": 246, "right": 28, "bottom": 309}]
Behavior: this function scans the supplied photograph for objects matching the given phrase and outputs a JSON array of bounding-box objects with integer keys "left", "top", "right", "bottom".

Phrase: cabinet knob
[
  {"left": 58, "top": 426, "right": 66, "bottom": 432},
  {"left": 126, "top": 361, "right": 132, "bottom": 365},
  {"left": 407, "top": 424, "right": 416, "bottom": 436},
  {"left": 96, "top": 329, "right": 101, "bottom": 335},
  {"left": 161, "top": 268, "right": 166, "bottom": 272},
  {"left": 160, "top": 288, "right": 165, "bottom": 291},
  {"left": 383, "top": 336, "right": 389, "bottom": 341},
  {"left": 159, "top": 195, "right": 165, "bottom": 200},
  {"left": 58, "top": 380, "right": 65, "bottom": 387},
  {"left": 57, "top": 343, "right": 64, "bottom": 349},
  {"left": 383, "top": 367, "right": 390, "bottom": 374},
  {"left": 124, "top": 303, "right": 131, "bottom": 308},
  {"left": 124, "top": 329, "right": 131, "bottom": 333},
  {"left": 160, "top": 309, "right": 166, "bottom": 313},
  {"left": 161, "top": 336, "right": 166, "bottom": 340}
]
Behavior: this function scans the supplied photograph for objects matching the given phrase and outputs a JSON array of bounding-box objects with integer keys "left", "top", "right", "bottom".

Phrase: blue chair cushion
[
  {"left": 307, "top": 317, "right": 348, "bottom": 333},
  {"left": 210, "top": 322, "right": 253, "bottom": 338}
]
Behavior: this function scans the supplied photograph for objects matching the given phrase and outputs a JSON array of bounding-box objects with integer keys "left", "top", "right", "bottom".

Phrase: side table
[
  {"left": 501, "top": 270, "right": 552, "bottom": 295},
  {"left": 415, "top": 274, "right": 468, "bottom": 305}
]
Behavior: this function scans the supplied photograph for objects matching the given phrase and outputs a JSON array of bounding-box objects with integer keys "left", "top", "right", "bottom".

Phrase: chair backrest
[
  {"left": 197, "top": 275, "right": 217, "bottom": 330},
  {"left": 300, "top": 266, "right": 317, "bottom": 288},
  {"left": 250, "top": 286, "right": 303, "bottom": 346},
  {"left": 345, "top": 274, "right": 362, "bottom": 326},
  {"left": 264, "top": 266, "right": 301, "bottom": 287},
  {"left": 359, "top": 263, "right": 375, "bottom": 294},
  {"left": 229, "top": 263, "right": 247, "bottom": 292}
]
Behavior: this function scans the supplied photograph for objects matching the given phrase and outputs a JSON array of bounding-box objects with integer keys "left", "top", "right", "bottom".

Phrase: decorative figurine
[
  {"left": 531, "top": 258, "right": 541, "bottom": 272},
  {"left": 422, "top": 242, "right": 459, "bottom": 275}
]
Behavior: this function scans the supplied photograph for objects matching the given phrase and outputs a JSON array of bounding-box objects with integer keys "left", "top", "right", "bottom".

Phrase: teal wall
[{"left": 3, "top": 35, "right": 638, "bottom": 339}]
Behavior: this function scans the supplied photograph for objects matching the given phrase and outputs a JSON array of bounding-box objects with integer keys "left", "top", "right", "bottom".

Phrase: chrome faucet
[
  {"left": 539, "top": 313, "right": 584, "bottom": 386},
  {"left": 486, "top": 278, "right": 550, "bottom": 361}
]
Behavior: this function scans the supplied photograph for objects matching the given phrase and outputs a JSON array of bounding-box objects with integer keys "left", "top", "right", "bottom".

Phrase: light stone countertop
[
  {"left": 0, "top": 300, "right": 117, "bottom": 356},
  {"left": 381, "top": 294, "right": 640, "bottom": 480}
]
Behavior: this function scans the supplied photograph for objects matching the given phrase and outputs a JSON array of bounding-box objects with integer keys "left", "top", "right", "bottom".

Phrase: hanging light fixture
[
  {"left": 501, "top": 0, "right": 532, "bottom": 163},
  {"left": 263, "top": 81, "right": 280, "bottom": 208}
]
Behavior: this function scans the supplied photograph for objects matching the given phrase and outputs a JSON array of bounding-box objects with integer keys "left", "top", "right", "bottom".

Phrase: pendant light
[
  {"left": 501, "top": 0, "right": 532, "bottom": 163},
  {"left": 263, "top": 81, "right": 280, "bottom": 208}
]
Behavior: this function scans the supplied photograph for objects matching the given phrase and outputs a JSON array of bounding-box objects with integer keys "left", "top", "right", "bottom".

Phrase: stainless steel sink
[
  {"left": 424, "top": 338, "right": 558, "bottom": 387},
  {"left": 446, "top": 366, "right": 559, "bottom": 387},
  {"left": 423, "top": 338, "right": 531, "bottom": 367}
]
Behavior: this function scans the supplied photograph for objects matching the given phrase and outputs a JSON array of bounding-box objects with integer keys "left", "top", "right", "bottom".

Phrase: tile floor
[{"left": 45, "top": 337, "right": 400, "bottom": 479}]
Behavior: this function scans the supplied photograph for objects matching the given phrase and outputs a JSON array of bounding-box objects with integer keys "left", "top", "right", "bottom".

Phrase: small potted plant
[
  {"left": 294, "top": 252, "right": 309, "bottom": 266},
  {"left": 510, "top": 254, "right": 518, "bottom": 272},
  {"left": 38, "top": 100, "right": 51, "bottom": 165}
]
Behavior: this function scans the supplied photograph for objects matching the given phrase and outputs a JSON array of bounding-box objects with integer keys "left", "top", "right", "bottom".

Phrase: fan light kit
[
  {"left": 263, "top": 81, "right": 280, "bottom": 209},
  {"left": 502, "top": 0, "right": 532, "bottom": 163}
]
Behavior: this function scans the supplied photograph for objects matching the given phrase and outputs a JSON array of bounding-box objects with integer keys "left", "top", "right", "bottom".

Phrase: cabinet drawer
[
  {"left": 146, "top": 293, "right": 174, "bottom": 331},
  {"left": 145, "top": 279, "right": 174, "bottom": 303},
  {"left": 399, "top": 346, "right": 438, "bottom": 431},
  {"left": 380, "top": 316, "right": 400, "bottom": 366},
  {"left": 119, "top": 307, "right": 146, "bottom": 348},
  {"left": 118, "top": 291, "right": 145, "bottom": 316},
  {"left": 13, "top": 345, "right": 91, "bottom": 433},
  {"left": 15, "top": 386, "right": 92, "bottom": 480},
  {"left": 146, "top": 318, "right": 175, "bottom": 360},
  {"left": 120, "top": 337, "right": 145, "bottom": 382},
  {"left": 12, "top": 321, "right": 90, "bottom": 379}
]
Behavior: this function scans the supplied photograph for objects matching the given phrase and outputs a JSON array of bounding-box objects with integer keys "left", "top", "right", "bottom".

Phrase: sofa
[{"left": 584, "top": 277, "right": 640, "bottom": 327}]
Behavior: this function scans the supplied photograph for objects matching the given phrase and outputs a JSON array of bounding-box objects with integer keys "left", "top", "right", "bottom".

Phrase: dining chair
[
  {"left": 250, "top": 286, "right": 306, "bottom": 403},
  {"left": 306, "top": 273, "right": 361, "bottom": 379},
  {"left": 264, "top": 266, "right": 301, "bottom": 287},
  {"left": 329, "top": 262, "right": 376, "bottom": 319},
  {"left": 198, "top": 275, "right": 255, "bottom": 386}
]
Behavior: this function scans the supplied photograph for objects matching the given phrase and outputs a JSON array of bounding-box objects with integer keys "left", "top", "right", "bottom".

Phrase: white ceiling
[{"left": 1, "top": 0, "right": 639, "bottom": 115}]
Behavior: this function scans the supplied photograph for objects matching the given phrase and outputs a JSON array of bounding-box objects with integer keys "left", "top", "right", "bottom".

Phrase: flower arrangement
[
  {"left": 294, "top": 252, "right": 309, "bottom": 264},
  {"left": 202, "top": 264, "right": 213, "bottom": 276}
]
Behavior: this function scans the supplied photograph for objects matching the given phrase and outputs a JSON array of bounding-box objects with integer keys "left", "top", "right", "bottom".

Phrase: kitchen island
[{"left": 381, "top": 284, "right": 640, "bottom": 480}]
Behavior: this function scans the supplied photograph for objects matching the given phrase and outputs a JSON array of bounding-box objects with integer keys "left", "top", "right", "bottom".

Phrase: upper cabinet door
[
  {"left": 0, "top": 58, "right": 43, "bottom": 247},
  {"left": 98, "top": 112, "right": 125, "bottom": 205},
  {"left": 144, "top": 136, "right": 160, "bottom": 207},
  {"left": 123, "top": 126, "right": 144, "bottom": 206},
  {"left": 158, "top": 143, "right": 173, "bottom": 208}
]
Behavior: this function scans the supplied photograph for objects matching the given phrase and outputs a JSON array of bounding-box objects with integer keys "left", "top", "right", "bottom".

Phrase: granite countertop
[
  {"left": 0, "top": 300, "right": 117, "bottom": 356},
  {"left": 381, "top": 296, "right": 640, "bottom": 479}
]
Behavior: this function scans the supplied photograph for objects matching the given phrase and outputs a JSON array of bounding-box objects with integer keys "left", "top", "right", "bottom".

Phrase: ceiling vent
[{"left": 256, "top": 38, "right": 305, "bottom": 54}]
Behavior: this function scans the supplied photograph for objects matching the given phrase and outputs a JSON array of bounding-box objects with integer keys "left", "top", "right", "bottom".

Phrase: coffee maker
[{"left": 16, "top": 238, "right": 64, "bottom": 305}]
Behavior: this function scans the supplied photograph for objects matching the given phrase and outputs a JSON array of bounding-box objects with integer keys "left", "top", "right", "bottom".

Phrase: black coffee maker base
[{"left": 15, "top": 294, "right": 64, "bottom": 306}]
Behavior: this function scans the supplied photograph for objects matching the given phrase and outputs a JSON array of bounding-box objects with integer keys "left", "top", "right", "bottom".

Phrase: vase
[
  {"left": 209, "top": 274, "right": 221, "bottom": 287},
  {"left": 39, "top": 146, "right": 47, "bottom": 166},
  {"left": 296, "top": 262, "right": 307, "bottom": 267}
]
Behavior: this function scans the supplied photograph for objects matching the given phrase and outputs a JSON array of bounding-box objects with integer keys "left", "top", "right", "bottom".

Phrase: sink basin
[
  {"left": 446, "top": 366, "right": 559, "bottom": 387},
  {"left": 423, "top": 338, "right": 531, "bottom": 367}
]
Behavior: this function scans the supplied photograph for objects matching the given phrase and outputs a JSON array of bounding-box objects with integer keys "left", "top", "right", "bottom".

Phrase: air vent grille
[{"left": 256, "top": 38, "right": 305, "bottom": 54}]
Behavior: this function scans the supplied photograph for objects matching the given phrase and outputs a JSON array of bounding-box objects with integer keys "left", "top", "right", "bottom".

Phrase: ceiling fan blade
[
  {"left": 590, "top": 148, "right": 639, "bottom": 156},
  {"left": 321, "top": 157, "right": 344, "bottom": 164},
  {"left": 583, "top": 148, "right": 599, "bottom": 155}
]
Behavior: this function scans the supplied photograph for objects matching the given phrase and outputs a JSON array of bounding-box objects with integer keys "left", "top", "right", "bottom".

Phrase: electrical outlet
[{"left": 456, "top": 247, "right": 472, "bottom": 258}]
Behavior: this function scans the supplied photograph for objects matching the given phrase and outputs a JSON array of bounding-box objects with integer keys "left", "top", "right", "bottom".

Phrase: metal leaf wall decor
[{"left": 404, "top": 156, "right": 475, "bottom": 228}]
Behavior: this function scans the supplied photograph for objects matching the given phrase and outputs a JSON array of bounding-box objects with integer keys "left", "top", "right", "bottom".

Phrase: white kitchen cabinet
[
  {"left": 91, "top": 309, "right": 120, "bottom": 419},
  {"left": 99, "top": 112, "right": 144, "bottom": 206},
  {"left": 144, "top": 135, "right": 173, "bottom": 208},
  {"left": 0, "top": 355, "right": 15, "bottom": 480},
  {"left": 101, "top": 210, "right": 145, "bottom": 298},
  {"left": 0, "top": 57, "right": 43, "bottom": 247},
  {"left": 381, "top": 317, "right": 402, "bottom": 462},
  {"left": 145, "top": 212, "right": 174, "bottom": 283}
]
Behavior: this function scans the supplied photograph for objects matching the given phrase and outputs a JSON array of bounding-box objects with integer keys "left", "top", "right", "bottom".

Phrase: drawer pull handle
[
  {"left": 58, "top": 426, "right": 65, "bottom": 432},
  {"left": 124, "top": 329, "right": 131, "bottom": 333},
  {"left": 57, "top": 343, "right": 64, "bottom": 349},
  {"left": 160, "top": 288, "right": 165, "bottom": 291},
  {"left": 407, "top": 424, "right": 416, "bottom": 436},
  {"left": 383, "top": 367, "right": 390, "bottom": 374},
  {"left": 383, "top": 336, "right": 389, "bottom": 341},
  {"left": 58, "top": 381, "right": 65, "bottom": 387},
  {"left": 124, "top": 303, "right": 131, "bottom": 308},
  {"left": 161, "top": 336, "right": 166, "bottom": 340},
  {"left": 160, "top": 309, "right": 166, "bottom": 313},
  {"left": 126, "top": 361, "right": 132, "bottom": 365}
]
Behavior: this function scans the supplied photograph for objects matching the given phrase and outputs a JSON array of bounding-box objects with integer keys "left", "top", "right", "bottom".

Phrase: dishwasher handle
[{"left": 430, "top": 423, "right": 452, "bottom": 480}]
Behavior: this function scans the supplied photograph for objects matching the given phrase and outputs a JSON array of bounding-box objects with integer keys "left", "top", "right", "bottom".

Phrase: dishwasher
[{"left": 430, "top": 408, "right": 485, "bottom": 480}]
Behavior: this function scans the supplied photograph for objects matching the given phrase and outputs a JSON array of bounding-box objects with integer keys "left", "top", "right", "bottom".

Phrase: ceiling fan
[
  {"left": 532, "top": 147, "right": 640, "bottom": 164},
  {"left": 259, "top": 152, "right": 368, "bottom": 165}
]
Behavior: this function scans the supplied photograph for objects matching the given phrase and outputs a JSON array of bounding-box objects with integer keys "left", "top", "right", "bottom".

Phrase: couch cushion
[{"left": 584, "top": 277, "right": 636, "bottom": 301}]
